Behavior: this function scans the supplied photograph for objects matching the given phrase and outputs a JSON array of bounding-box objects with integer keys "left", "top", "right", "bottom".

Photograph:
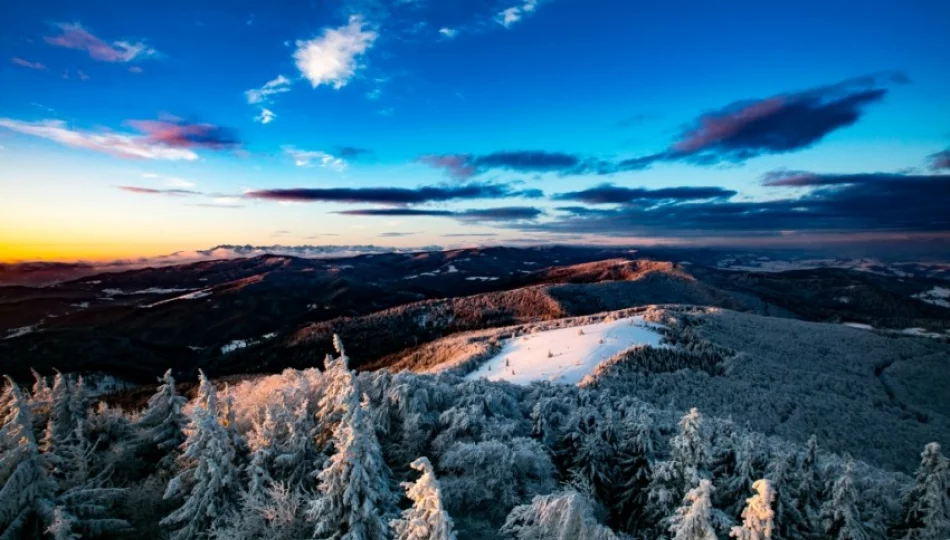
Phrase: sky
[{"left": 1, "top": 0, "right": 949, "bottom": 262}]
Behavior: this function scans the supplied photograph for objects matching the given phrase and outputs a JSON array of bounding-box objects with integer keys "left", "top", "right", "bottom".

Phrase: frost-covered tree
[
  {"left": 795, "top": 435, "right": 823, "bottom": 531},
  {"left": 730, "top": 479, "right": 775, "bottom": 540},
  {"left": 648, "top": 408, "right": 712, "bottom": 527},
  {"left": 893, "top": 442, "right": 950, "bottom": 540},
  {"left": 161, "top": 370, "right": 241, "bottom": 540},
  {"left": 308, "top": 393, "right": 393, "bottom": 540},
  {"left": 391, "top": 457, "right": 457, "bottom": 540},
  {"left": 820, "top": 459, "right": 872, "bottom": 540},
  {"left": 501, "top": 490, "right": 619, "bottom": 540},
  {"left": 0, "top": 376, "right": 57, "bottom": 538},
  {"left": 764, "top": 451, "right": 807, "bottom": 539},
  {"left": 668, "top": 479, "right": 728, "bottom": 540},
  {"left": 612, "top": 414, "right": 655, "bottom": 531},
  {"left": 29, "top": 369, "right": 52, "bottom": 428},
  {"left": 274, "top": 398, "right": 319, "bottom": 489},
  {"left": 719, "top": 433, "right": 765, "bottom": 518},
  {"left": 137, "top": 369, "right": 187, "bottom": 468},
  {"left": 41, "top": 373, "right": 83, "bottom": 456}
]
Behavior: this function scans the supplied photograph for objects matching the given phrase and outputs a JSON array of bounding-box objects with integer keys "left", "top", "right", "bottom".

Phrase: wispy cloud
[
  {"left": 255, "top": 108, "right": 276, "bottom": 124},
  {"left": 142, "top": 172, "right": 196, "bottom": 188},
  {"left": 45, "top": 22, "right": 158, "bottom": 63},
  {"left": 554, "top": 184, "right": 737, "bottom": 205},
  {"left": 0, "top": 117, "right": 238, "bottom": 160},
  {"left": 245, "top": 74, "right": 292, "bottom": 104},
  {"left": 438, "top": 27, "right": 458, "bottom": 39},
  {"left": 117, "top": 186, "right": 200, "bottom": 196},
  {"left": 11, "top": 57, "right": 47, "bottom": 70},
  {"left": 294, "top": 16, "right": 377, "bottom": 89},
  {"left": 496, "top": 0, "right": 540, "bottom": 28},
  {"left": 246, "top": 182, "right": 541, "bottom": 205},
  {"left": 928, "top": 149, "right": 950, "bottom": 171},
  {"left": 340, "top": 206, "right": 543, "bottom": 222},
  {"left": 284, "top": 147, "right": 346, "bottom": 170}
]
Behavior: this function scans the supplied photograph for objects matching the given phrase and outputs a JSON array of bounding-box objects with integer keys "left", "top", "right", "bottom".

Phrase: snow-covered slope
[{"left": 465, "top": 316, "right": 664, "bottom": 385}]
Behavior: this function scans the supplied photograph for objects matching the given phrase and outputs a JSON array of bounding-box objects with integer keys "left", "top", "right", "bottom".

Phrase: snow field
[{"left": 465, "top": 316, "right": 665, "bottom": 385}]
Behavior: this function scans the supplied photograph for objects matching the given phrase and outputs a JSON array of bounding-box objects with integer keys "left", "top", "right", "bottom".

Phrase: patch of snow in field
[
  {"left": 843, "top": 322, "right": 874, "bottom": 330},
  {"left": 70, "top": 302, "right": 90, "bottom": 309},
  {"left": 900, "top": 328, "right": 946, "bottom": 339},
  {"left": 141, "top": 289, "right": 212, "bottom": 308},
  {"left": 221, "top": 331, "right": 278, "bottom": 354},
  {"left": 834, "top": 297, "right": 851, "bottom": 304},
  {"left": 466, "top": 276, "right": 498, "bottom": 281},
  {"left": 912, "top": 286, "right": 950, "bottom": 308},
  {"left": 465, "top": 316, "right": 664, "bottom": 386},
  {"left": 4, "top": 325, "right": 38, "bottom": 340},
  {"left": 445, "top": 264, "right": 459, "bottom": 273}
]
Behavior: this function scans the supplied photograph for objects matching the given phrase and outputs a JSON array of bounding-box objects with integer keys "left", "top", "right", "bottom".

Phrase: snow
[
  {"left": 70, "top": 302, "right": 90, "bottom": 309},
  {"left": 220, "top": 331, "right": 278, "bottom": 354},
  {"left": 912, "top": 286, "right": 950, "bottom": 308},
  {"left": 4, "top": 325, "right": 38, "bottom": 340},
  {"left": 103, "top": 287, "right": 194, "bottom": 296},
  {"left": 465, "top": 316, "right": 665, "bottom": 386},
  {"left": 842, "top": 322, "right": 874, "bottom": 330},
  {"left": 141, "top": 289, "right": 212, "bottom": 308},
  {"left": 466, "top": 276, "right": 498, "bottom": 281},
  {"left": 445, "top": 264, "right": 459, "bottom": 273}
]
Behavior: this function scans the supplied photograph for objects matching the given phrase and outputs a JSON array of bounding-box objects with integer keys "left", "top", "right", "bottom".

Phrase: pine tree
[
  {"left": 667, "top": 479, "right": 725, "bottom": 540},
  {"left": 730, "top": 479, "right": 775, "bottom": 540},
  {"left": 161, "top": 370, "right": 241, "bottom": 540},
  {"left": 647, "top": 408, "right": 712, "bottom": 528},
  {"left": 501, "top": 490, "right": 620, "bottom": 540},
  {"left": 819, "top": 459, "right": 871, "bottom": 540},
  {"left": 307, "top": 393, "right": 393, "bottom": 540},
  {"left": 0, "top": 376, "right": 57, "bottom": 539},
  {"left": 137, "top": 369, "right": 187, "bottom": 468},
  {"left": 275, "top": 398, "right": 319, "bottom": 489},
  {"left": 42, "top": 373, "right": 80, "bottom": 456},
  {"left": 720, "top": 434, "right": 763, "bottom": 518},
  {"left": 795, "top": 435, "right": 823, "bottom": 533},
  {"left": 764, "top": 451, "right": 806, "bottom": 540},
  {"left": 894, "top": 442, "right": 950, "bottom": 540},
  {"left": 391, "top": 456, "right": 457, "bottom": 540}
]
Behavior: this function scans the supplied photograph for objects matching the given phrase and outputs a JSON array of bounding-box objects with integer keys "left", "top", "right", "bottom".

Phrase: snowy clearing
[
  {"left": 843, "top": 322, "right": 874, "bottom": 330},
  {"left": 912, "top": 286, "right": 950, "bottom": 308},
  {"left": 220, "top": 332, "right": 278, "bottom": 354},
  {"left": 465, "top": 276, "right": 498, "bottom": 282},
  {"left": 4, "top": 325, "right": 38, "bottom": 340},
  {"left": 465, "top": 316, "right": 664, "bottom": 385},
  {"left": 141, "top": 289, "right": 212, "bottom": 308}
]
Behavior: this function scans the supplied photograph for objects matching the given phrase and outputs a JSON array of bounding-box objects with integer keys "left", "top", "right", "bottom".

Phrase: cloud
[
  {"left": 143, "top": 173, "right": 196, "bottom": 188},
  {"left": 245, "top": 75, "right": 292, "bottom": 104},
  {"left": 438, "top": 27, "right": 458, "bottom": 38},
  {"left": 11, "top": 57, "right": 47, "bottom": 70},
  {"left": 255, "top": 108, "right": 277, "bottom": 124},
  {"left": 496, "top": 0, "right": 540, "bottom": 28},
  {"left": 294, "top": 16, "right": 377, "bottom": 89},
  {"left": 442, "top": 233, "right": 499, "bottom": 237},
  {"left": 420, "top": 74, "right": 906, "bottom": 179},
  {"left": 77, "top": 70, "right": 90, "bottom": 81},
  {"left": 336, "top": 146, "right": 372, "bottom": 158},
  {"left": 117, "top": 185, "right": 200, "bottom": 196},
  {"left": 127, "top": 117, "right": 240, "bottom": 150},
  {"left": 246, "top": 182, "right": 538, "bottom": 205},
  {"left": 378, "top": 231, "right": 417, "bottom": 237},
  {"left": 0, "top": 118, "right": 198, "bottom": 160},
  {"left": 339, "top": 206, "right": 543, "bottom": 222},
  {"left": 45, "top": 22, "right": 158, "bottom": 63},
  {"left": 517, "top": 171, "right": 950, "bottom": 237},
  {"left": 928, "top": 149, "right": 950, "bottom": 171},
  {"left": 284, "top": 147, "right": 346, "bottom": 170},
  {"left": 128, "top": 66, "right": 143, "bottom": 74},
  {"left": 554, "top": 184, "right": 737, "bottom": 205}
]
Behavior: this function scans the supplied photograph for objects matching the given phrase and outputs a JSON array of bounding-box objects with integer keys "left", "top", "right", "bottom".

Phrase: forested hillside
[{"left": 3, "top": 337, "right": 949, "bottom": 539}]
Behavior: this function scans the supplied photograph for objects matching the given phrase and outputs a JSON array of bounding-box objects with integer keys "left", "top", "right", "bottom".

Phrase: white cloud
[
  {"left": 293, "top": 16, "right": 377, "bottom": 89},
  {"left": 284, "top": 147, "right": 346, "bottom": 171},
  {"left": 438, "top": 27, "right": 458, "bottom": 38},
  {"left": 255, "top": 108, "right": 277, "bottom": 124},
  {"left": 245, "top": 75, "right": 292, "bottom": 104},
  {"left": 0, "top": 118, "right": 198, "bottom": 160},
  {"left": 141, "top": 173, "right": 196, "bottom": 188},
  {"left": 496, "top": 0, "right": 540, "bottom": 28}
]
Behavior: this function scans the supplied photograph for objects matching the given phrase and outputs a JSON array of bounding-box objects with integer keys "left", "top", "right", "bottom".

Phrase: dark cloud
[
  {"left": 127, "top": 117, "right": 240, "bottom": 150},
  {"left": 555, "top": 183, "right": 737, "bottom": 205},
  {"left": 245, "top": 182, "right": 540, "bottom": 205},
  {"left": 515, "top": 171, "right": 950, "bottom": 237},
  {"left": 928, "top": 149, "right": 950, "bottom": 171},
  {"left": 419, "top": 73, "right": 905, "bottom": 178},
  {"left": 337, "top": 146, "right": 373, "bottom": 158},
  {"left": 378, "top": 232, "right": 417, "bottom": 237},
  {"left": 339, "top": 206, "right": 543, "bottom": 222},
  {"left": 118, "top": 185, "right": 200, "bottom": 196}
]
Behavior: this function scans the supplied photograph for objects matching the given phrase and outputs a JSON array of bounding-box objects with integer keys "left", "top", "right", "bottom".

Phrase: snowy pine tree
[
  {"left": 820, "top": 459, "right": 872, "bottom": 540},
  {"left": 0, "top": 376, "right": 57, "bottom": 539},
  {"left": 730, "top": 479, "right": 775, "bottom": 540},
  {"left": 391, "top": 456, "right": 457, "bottom": 540},
  {"left": 501, "top": 490, "right": 619, "bottom": 540},
  {"left": 648, "top": 408, "right": 712, "bottom": 528},
  {"left": 667, "top": 479, "right": 727, "bottom": 540},
  {"left": 137, "top": 369, "right": 187, "bottom": 468},
  {"left": 161, "top": 370, "right": 241, "bottom": 540},
  {"left": 765, "top": 451, "right": 807, "bottom": 539},
  {"left": 307, "top": 393, "right": 393, "bottom": 540},
  {"left": 893, "top": 442, "right": 950, "bottom": 540}
]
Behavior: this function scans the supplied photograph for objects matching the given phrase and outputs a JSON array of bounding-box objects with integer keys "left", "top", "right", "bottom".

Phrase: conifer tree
[
  {"left": 730, "top": 479, "right": 775, "bottom": 540},
  {"left": 391, "top": 456, "right": 457, "bottom": 540},
  {"left": 647, "top": 408, "right": 712, "bottom": 528},
  {"left": 820, "top": 459, "right": 872, "bottom": 540},
  {"left": 137, "top": 369, "right": 187, "bottom": 468},
  {"left": 161, "top": 370, "right": 241, "bottom": 540},
  {"left": 894, "top": 442, "right": 950, "bottom": 540},
  {"left": 667, "top": 479, "right": 725, "bottom": 540},
  {"left": 501, "top": 490, "right": 619, "bottom": 540}
]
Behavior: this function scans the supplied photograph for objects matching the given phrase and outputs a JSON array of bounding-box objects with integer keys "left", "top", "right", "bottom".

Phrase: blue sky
[{"left": 1, "top": 0, "right": 949, "bottom": 261}]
